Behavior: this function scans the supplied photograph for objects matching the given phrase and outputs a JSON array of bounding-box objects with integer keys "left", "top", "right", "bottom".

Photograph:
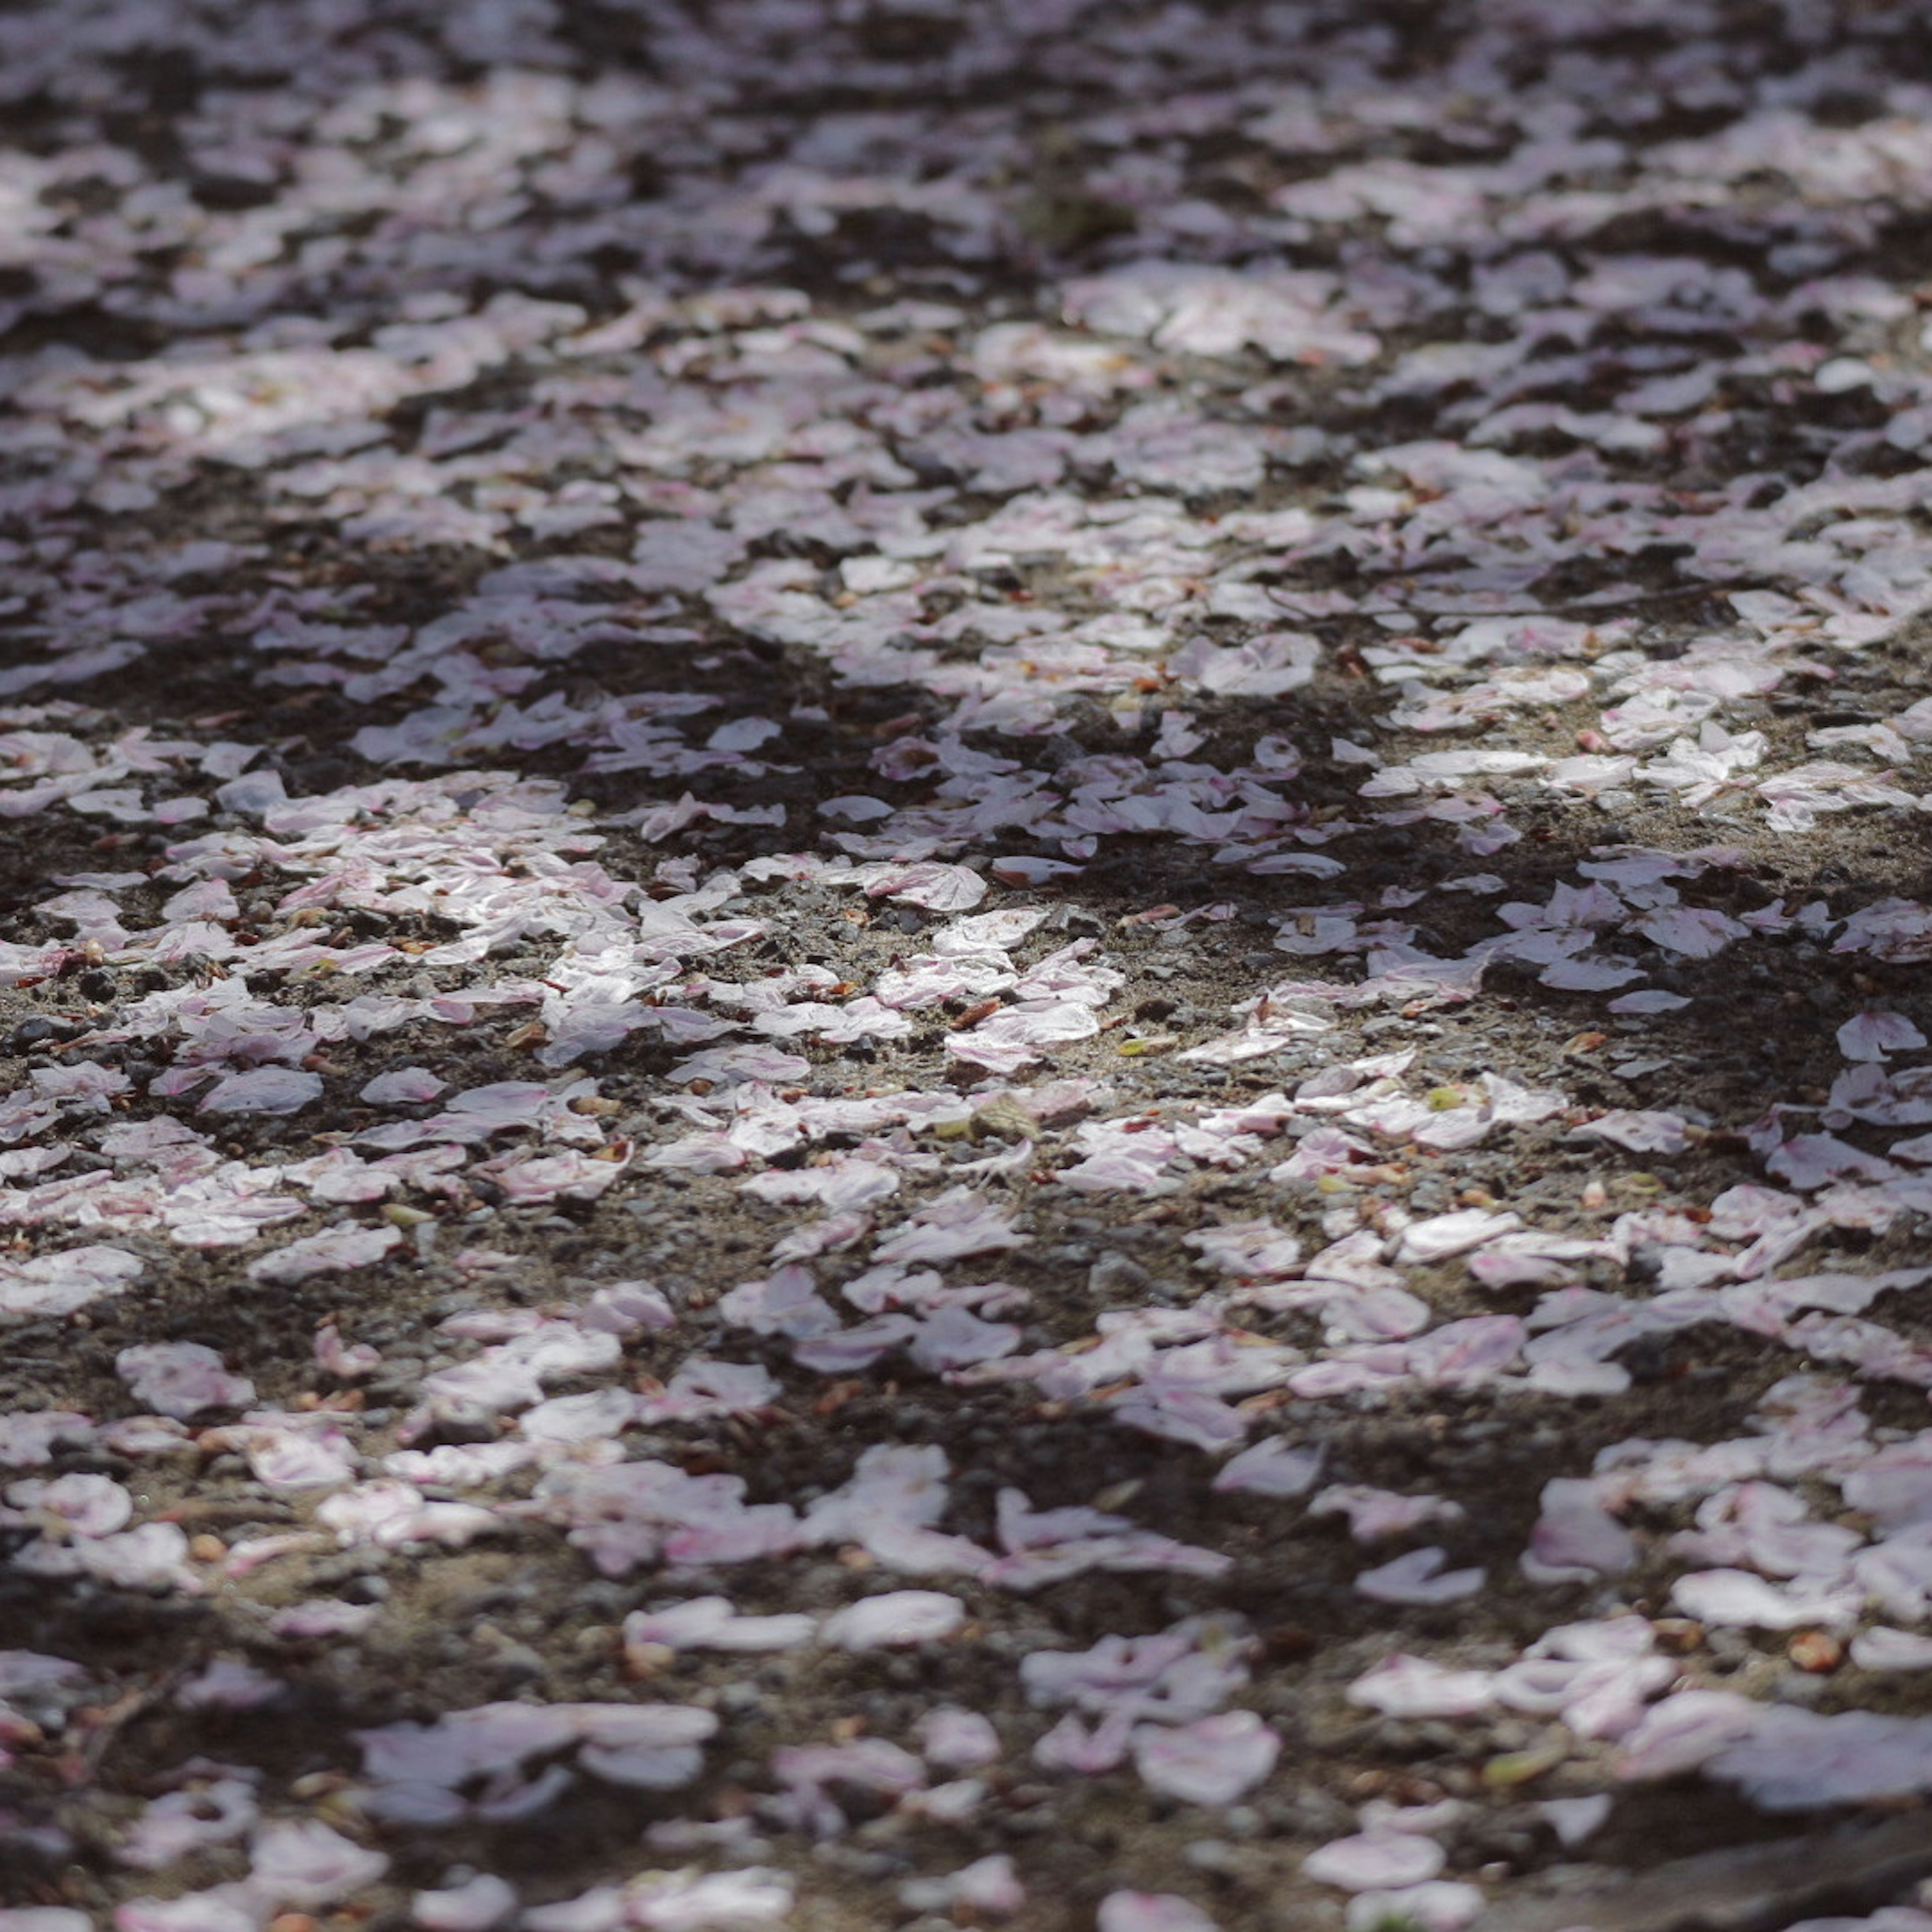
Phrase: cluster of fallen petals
[{"left": 9, "top": 1, "right": 1932, "bottom": 1929}]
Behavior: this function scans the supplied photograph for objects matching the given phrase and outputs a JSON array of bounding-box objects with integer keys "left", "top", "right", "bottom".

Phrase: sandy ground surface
[{"left": 8, "top": 4, "right": 1932, "bottom": 1930}]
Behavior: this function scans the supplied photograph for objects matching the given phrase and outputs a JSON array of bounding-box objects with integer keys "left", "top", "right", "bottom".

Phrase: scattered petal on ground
[{"left": 8, "top": 4, "right": 1932, "bottom": 1926}]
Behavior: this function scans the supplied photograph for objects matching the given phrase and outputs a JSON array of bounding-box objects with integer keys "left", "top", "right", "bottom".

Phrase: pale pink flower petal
[
  {"left": 1837, "top": 1012, "right": 1927, "bottom": 1062},
  {"left": 919, "top": 1707, "right": 1001, "bottom": 1770},
  {"left": 1212, "top": 1438, "right": 1324, "bottom": 1497},
  {"left": 245, "top": 1817, "right": 388, "bottom": 1908},
  {"left": 198, "top": 1068, "right": 324, "bottom": 1115},
  {"left": 622, "top": 1599, "right": 817, "bottom": 1656},
  {"left": 821, "top": 1591, "right": 966, "bottom": 1651},
  {"left": 1131, "top": 1711, "right": 1279, "bottom": 1805},
  {"left": 1521, "top": 1478, "right": 1637, "bottom": 1581},
  {"left": 1670, "top": 1567, "right": 1862, "bottom": 1631},
  {"left": 1344, "top": 1883, "right": 1484, "bottom": 1931},
  {"left": 0, "top": 1244, "right": 143, "bottom": 1316},
  {"left": 116, "top": 1342, "right": 255, "bottom": 1419},
  {"left": 1305, "top": 1832, "right": 1446, "bottom": 1892},
  {"left": 361, "top": 1068, "right": 448, "bottom": 1103},
  {"left": 1615, "top": 1691, "right": 1764, "bottom": 1781},
  {"left": 1096, "top": 1893, "right": 1220, "bottom": 1932},
  {"left": 1574, "top": 1109, "right": 1691, "bottom": 1156},
  {"left": 900, "top": 1855, "right": 1024, "bottom": 1919},
  {"left": 1354, "top": 1547, "right": 1486, "bottom": 1605},
  {"left": 624, "top": 1868, "right": 792, "bottom": 1931},
  {"left": 412, "top": 1874, "right": 517, "bottom": 1932},
  {"left": 247, "top": 1224, "right": 403, "bottom": 1285},
  {"left": 1347, "top": 1655, "right": 1498, "bottom": 1720}
]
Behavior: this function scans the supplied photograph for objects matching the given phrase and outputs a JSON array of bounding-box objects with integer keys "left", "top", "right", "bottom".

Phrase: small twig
[{"left": 68, "top": 1668, "right": 183, "bottom": 1782}]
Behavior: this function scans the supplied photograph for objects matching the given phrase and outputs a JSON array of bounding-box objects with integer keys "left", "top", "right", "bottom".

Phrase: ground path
[{"left": 7, "top": 4, "right": 1932, "bottom": 1930}]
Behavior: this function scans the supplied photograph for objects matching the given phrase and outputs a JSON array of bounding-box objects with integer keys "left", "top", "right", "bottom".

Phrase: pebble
[
  {"left": 1182, "top": 1839, "right": 1245, "bottom": 1874},
  {"left": 1787, "top": 1631, "right": 1842, "bottom": 1674},
  {"left": 484, "top": 1644, "right": 546, "bottom": 1681},
  {"left": 574, "top": 1581, "right": 635, "bottom": 1617},
  {"left": 6, "top": 1017, "right": 79, "bottom": 1051}
]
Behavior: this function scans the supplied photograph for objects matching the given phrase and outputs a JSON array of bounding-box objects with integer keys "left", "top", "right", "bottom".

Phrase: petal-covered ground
[{"left": 7, "top": 2, "right": 1932, "bottom": 1928}]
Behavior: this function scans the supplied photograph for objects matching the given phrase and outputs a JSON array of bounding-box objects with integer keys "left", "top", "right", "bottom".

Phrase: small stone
[
  {"left": 1788, "top": 1630, "right": 1842, "bottom": 1674},
  {"left": 7, "top": 1017, "right": 75, "bottom": 1052},
  {"left": 1183, "top": 1839, "right": 1243, "bottom": 1874},
  {"left": 1653, "top": 1618, "right": 1703, "bottom": 1654}
]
